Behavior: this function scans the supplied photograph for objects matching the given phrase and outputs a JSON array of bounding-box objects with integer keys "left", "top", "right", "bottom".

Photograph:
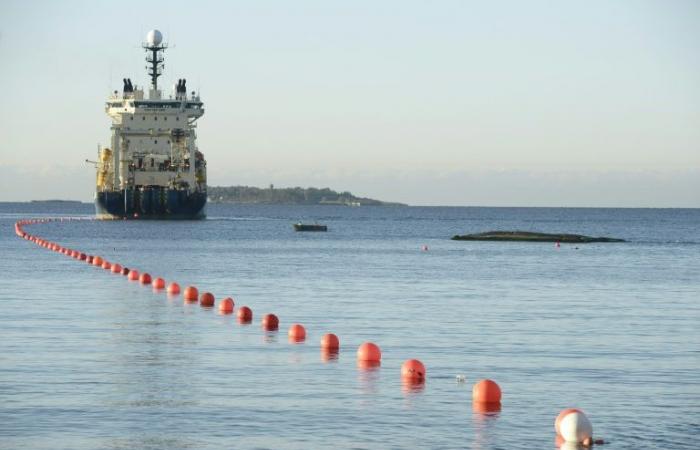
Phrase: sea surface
[{"left": 1, "top": 203, "right": 698, "bottom": 450}]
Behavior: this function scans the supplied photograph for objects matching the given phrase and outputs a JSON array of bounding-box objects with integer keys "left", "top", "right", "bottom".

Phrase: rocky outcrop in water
[{"left": 451, "top": 231, "right": 625, "bottom": 243}]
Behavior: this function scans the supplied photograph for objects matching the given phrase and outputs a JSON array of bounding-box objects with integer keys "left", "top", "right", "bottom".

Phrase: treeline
[{"left": 207, "top": 185, "right": 404, "bottom": 206}]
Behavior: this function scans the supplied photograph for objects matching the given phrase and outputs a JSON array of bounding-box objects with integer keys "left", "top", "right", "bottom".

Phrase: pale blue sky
[{"left": 1, "top": 0, "right": 698, "bottom": 206}]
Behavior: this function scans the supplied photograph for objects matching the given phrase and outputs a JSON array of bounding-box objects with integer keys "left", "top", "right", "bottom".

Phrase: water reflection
[
  {"left": 401, "top": 379, "right": 426, "bottom": 394},
  {"left": 471, "top": 402, "right": 501, "bottom": 450},
  {"left": 262, "top": 332, "right": 278, "bottom": 344},
  {"left": 321, "top": 348, "right": 339, "bottom": 362},
  {"left": 357, "top": 360, "right": 381, "bottom": 395},
  {"left": 472, "top": 402, "right": 501, "bottom": 415}
]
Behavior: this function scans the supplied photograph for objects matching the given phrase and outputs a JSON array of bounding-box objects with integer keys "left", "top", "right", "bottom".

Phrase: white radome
[
  {"left": 146, "top": 29, "right": 163, "bottom": 46},
  {"left": 559, "top": 411, "right": 593, "bottom": 443}
]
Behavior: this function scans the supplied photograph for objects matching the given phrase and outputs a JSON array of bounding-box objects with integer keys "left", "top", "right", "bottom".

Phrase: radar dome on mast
[{"left": 146, "top": 29, "right": 163, "bottom": 46}]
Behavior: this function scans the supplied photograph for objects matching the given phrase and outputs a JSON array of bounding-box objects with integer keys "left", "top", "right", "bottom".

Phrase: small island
[
  {"left": 207, "top": 185, "right": 405, "bottom": 206},
  {"left": 451, "top": 231, "right": 625, "bottom": 243}
]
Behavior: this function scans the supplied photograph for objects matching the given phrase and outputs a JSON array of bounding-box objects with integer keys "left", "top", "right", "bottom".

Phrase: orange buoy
[
  {"left": 320, "top": 333, "right": 340, "bottom": 350},
  {"left": 111, "top": 263, "right": 122, "bottom": 273},
  {"left": 86, "top": 255, "right": 93, "bottom": 264},
  {"left": 473, "top": 402, "right": 502, "bottom": 414},
  {"left": 139, "top": 273, "right": 152, "bottom": 285},
  {"left": 218, "top": 297, "right": 234, "bottom": 313},
  {"left": 357, "top": 359, "right": 381, "bottom": 370},
  {"left": 237, "top": 306, "right": 253, "bottom": 323},
  {"left": 357, "top": 342, "right": 381, "bottom": 362},
  {"left": 167, "top": 282, "right": 181, "bottom": 295},
  {"left": 401, "top": 359, "right": 426, "bottom": 381},
  {"left": 101, "top": 261, "right": 111, "bottom": 270},
  {"left": 79, "top": 253, "right": 86, "bottom": 261},
  {"left": 152, "top": 277, "right": 165, "bottom": 289},
  {"left": 183, "top": 286, "right": 198, "bottom": 301},
  {"left": 199, "top": 292, "right": 215, "bottom": 307},
  {"left": 261, "top": 313, "right": 279, "bottom": 331},
  {"left": 288, "top": 323, "right": 306, "bottom": 342},
  {"left": 92, "top": 256, "right": 103, "bottom": 266},
  {"left": 472, "top": 379, "right": 501, "bottom": 404},
  {"left": 128, "top": 270, "right": 140, "bottom": 281}
]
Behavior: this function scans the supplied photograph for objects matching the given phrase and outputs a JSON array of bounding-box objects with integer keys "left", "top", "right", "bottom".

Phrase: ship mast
[{"left": 143, "top": 30, "right": 167, "bottom": 93}]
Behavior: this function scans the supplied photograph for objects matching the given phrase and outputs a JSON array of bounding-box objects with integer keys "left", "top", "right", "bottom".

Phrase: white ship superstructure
[{"left": 94, "top": 29, "right": 207, "bottom": 219}]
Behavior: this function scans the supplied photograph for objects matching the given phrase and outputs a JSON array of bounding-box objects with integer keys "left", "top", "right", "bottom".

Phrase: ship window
[
  {"left": 164, "top": 117, "right": 167, "bottom": 121},
  {"left": 154, "top": 140, "right": 158, "bottom": 144},
  {"left": 130, "top": 117, "right": 133, "bottom": 120},
  {"left": 176, "top": 116, "right": 179, "bottom": 121},
  {"left": 142, "top": 116, "right": 146, "bottom": 120},
  {"left": 154, "top": 116, "right": 158, "bottom": 121}
]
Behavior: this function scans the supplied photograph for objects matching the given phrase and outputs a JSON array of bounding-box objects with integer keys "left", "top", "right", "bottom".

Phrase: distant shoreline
[{"left": 207, "top": 185, "right": 407, "bottom": 206}]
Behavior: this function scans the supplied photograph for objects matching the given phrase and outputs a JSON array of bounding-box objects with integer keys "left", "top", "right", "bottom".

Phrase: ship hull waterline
[{"left": 95, "top": 188, "right": 206, "bottom": 220}]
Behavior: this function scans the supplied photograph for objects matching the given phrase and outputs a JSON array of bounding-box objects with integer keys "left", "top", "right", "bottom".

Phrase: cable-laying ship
[{"left": 93, "top": 29, "right": 206, "bottom": 219}]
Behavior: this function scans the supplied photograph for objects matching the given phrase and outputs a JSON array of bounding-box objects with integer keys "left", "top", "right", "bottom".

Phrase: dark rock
[{"left": 451, "top": 231, "right": 625, "bottom": 243}]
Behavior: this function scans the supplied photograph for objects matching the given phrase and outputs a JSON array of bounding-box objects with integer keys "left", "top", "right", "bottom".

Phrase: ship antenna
[{"left": 143, "top": 29, "right": 167, "bottom": 91}]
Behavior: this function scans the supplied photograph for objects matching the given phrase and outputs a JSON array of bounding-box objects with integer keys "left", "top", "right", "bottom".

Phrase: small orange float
[
  {"left": 199, "top": 292, "right": 215, "bottom": 307},
  {"left": 237, "top": 306, "right": 252, "bottom": 323},
  {"left": 401, "top": 359, "right": 426, "bottom": 381},
  {"left": 218, "top": 297, "right": 234, "bottom": 313},
  {"left": 472, "top": 379, "right": 501, "bottom": 404},
  {"left": 320, "top": 333, "right": 340, "bottom": 350},
  {"left": 183, "top": 286, "right": 198, "bottom": 301},
  {"left": 167, "top": 282, "right": 181, "bottom": 295},
  {"left": 261, "top": 313, "right": 279, "bottom": 331},
  {"left": 152, "top": 277, "right": 165, "bottom": 289},
  {"left": 288, "top": 323, "right": 306, "bottom": 342},
  {"left": 128, "top": 270, "right": 140, "bottom": 281},
  {"left": 357, "top": 342, "right": 381, "bottom": 362},
  {"left": 139, "top": 273, "right": 152, "bottom": 285}
]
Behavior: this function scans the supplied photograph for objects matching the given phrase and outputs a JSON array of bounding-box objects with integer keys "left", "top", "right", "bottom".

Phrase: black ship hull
[{"left": 95, "top": 188, "right": 206, "bottom": 219}]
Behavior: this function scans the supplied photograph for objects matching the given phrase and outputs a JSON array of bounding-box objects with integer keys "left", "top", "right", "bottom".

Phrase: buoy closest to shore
[{"left": 556, "top": 409, "right": 593, "bottom": 445}]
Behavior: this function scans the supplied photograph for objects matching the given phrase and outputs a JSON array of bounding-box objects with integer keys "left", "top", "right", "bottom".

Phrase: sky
[{"left": 1, "top": 0, "right": 698, "bottom": 206}]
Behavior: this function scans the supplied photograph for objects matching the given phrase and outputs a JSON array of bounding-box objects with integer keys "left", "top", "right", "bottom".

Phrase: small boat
[{"left": 294, "top": 223, "right": 327, "bottom": 232}]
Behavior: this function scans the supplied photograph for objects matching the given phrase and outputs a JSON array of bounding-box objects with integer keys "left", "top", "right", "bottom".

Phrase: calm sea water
[{"left": 1, "top": 203, "right": 698, "bottom": 450}]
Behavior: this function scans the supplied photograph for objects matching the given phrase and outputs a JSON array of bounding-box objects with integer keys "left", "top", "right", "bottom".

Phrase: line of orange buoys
[{"left": 14, "top": 217, "right": 604, "bottom": 447}]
